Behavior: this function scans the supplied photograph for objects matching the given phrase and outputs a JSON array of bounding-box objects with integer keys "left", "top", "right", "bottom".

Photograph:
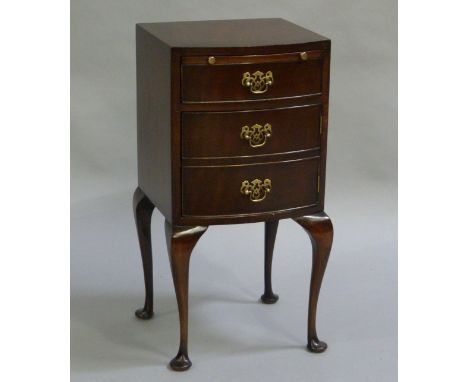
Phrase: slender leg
[
  {"left": 294, "top": 213, "right": 334, "bottom": 353},
  {"left": 261, "top": 220, "right": 279, "bottom": 304},
  {"left": 133, "top": 187, "right": 155, "bottom": 320},
  {"left": 165, "top": 221, "right": 208, "bottom": 371}
]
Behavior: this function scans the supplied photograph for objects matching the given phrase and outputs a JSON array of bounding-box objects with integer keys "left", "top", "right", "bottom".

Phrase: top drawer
[{"left": 180, "top": 51, "right": 324, "bottom": 103}]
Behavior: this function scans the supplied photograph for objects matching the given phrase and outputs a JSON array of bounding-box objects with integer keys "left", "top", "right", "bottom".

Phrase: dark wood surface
[
  {"left": 136, "top": 26, "right": 173, "bottom": 221},
  {"left": 134, "top": 18, "right": 334, "bottom": 371},
  {"left": 178, "top": 94, "right": 323, "bottom": 112},
  {"left": 182, "top": 104, "right": 322, "bottom": 159},
  {"left": 138, "top": 18, "right": 329, "bottom": 48},
  {"left": 174, "top": 44, "right": 329, "bottom": 225},
  {"left": 294, "top": 214, "right": 334, "bottom": 353},
  {"left": 136, "top": 20, "right": 331, "bottom": 225},
  {"left": 181, "top": 50, "right": 324, "bottom": 65},
  {"left": 182, "top": 158, "right": 320, "bottom": 217},
  {"left": 165, "top": 222, "right": 208, "bottom": 371},
  {"left": 261, "top": 220, "right": 279, "bottom": 304},
  {"left": 133, "top": 188, "right": 156, "bottom": 320},
  {"left": 181, "top": 55, "right": 323, "bottom": 103}
]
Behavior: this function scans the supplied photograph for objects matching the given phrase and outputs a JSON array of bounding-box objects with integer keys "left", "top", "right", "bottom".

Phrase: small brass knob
[
  {"left": 208, "top": 56, "right": 216, "bottom": 65},
  {"left": 300, "top": 52, "right": 308, "bottom": 61}
]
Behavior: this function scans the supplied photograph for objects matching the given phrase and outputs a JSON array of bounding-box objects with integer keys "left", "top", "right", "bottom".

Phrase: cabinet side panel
[
  {"left": 318, "top": 45, "right": 331, "bottom": 210},
  {"left": 136, "top": 26, "right": 172, "bottom": 220}
]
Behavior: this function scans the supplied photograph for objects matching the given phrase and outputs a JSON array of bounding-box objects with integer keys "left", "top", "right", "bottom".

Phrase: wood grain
[
  {"left": 182, "top": 104, "right": 322, "bottom": 159},
  {"left": 182, "top": 157, "right": 320, "bottom": 217},
  {"left": 181, "top": 59, "right": 323, "bottom": 103},
  {"left": 135, "top": 19, "right": 334, "bottom": 371}
]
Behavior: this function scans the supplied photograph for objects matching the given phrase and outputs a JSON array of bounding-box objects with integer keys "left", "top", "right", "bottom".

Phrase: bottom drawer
[{"left": 182, "top": 157, "right": 320, "bottom": 217}]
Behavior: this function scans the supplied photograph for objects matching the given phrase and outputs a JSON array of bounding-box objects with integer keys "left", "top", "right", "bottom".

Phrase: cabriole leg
[
  {"left": 294, "top": 213, "right": 334, "bottom": 353},
  {"left": 165, "top": 221, "right": 208, "bottom": 371},
  {"left": 133, "top": 187, "right": 155, "bottom": 319}
]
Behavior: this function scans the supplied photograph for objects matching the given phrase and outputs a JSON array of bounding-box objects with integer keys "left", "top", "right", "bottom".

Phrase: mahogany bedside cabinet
[{"left": 133, "top": 18, "right": 333, "bottom": 371}]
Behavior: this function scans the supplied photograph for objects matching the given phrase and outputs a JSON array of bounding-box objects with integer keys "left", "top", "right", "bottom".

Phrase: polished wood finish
[
  {"left": 294, "top": 213, "right": 334, "bottom": 352},
  {"left": 261, "top": 220, "right": 279, "bottom": 304},
  {"left": 178, "top": 94, "right": 323, "bottom": 112},
  {"left": 133, "top": 187, "right": 156, "bottom": 319},
  {"left": 165, "top": 222, "right": 208, "bottom": 371},
  {"left": 181, "top": 56, "right": 323, "bottom": 103},
  {"left": 182, "top": 50, "right": 324, "bottom": 65},
  {"left": 182, "top": 104, "right": 322, "bottom": 159},
  {"left": 136, "top": 27, "right": 172, "bottom": 220},
  {"left": 134, "top": 18, "right": 334, "bottom": 371},
  {"left": 138, "top": 18, "right": 329, "bottom": 49},
  {"left": 136, "top": 19, "right": 331, "bottom": 226},
  {"left": 182, "top": 158, "right": 320, "bottom": 217}
]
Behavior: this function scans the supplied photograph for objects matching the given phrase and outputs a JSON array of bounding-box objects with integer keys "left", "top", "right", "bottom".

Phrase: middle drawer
[{"left": 182, "top": 104, "right": 321, "bottom": 159}]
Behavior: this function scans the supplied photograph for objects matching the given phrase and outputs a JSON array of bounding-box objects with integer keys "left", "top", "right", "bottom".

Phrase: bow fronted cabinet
[{"left": 133, "top": 18, "right": 334, "bottom": 371}]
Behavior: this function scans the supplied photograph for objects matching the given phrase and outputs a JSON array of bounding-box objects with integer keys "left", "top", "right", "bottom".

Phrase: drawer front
[
  {"left": 181, "top": 52, "right": 323, "bottom": 103},
  {"left": 182, "top": 158, "right": 320, "bottom": 217},
  {"left": 182, "top": 105, "right": 321, "bottom": 159}
]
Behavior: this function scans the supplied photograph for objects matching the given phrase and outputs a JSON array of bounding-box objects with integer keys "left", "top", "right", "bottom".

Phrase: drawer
[
  {"left": 182, "top": 158, "right": 320, "bottom": 217},
  {"left": 182, "top": 105, "right": 321, "bottom": 159},
  {"left": 181, "top": 51, "right": 324, "bottom": 103}
]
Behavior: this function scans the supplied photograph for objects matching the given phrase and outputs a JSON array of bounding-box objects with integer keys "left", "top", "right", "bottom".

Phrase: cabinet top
[{"left": 137, "top": 18, "right": 329, "bottom": 48}]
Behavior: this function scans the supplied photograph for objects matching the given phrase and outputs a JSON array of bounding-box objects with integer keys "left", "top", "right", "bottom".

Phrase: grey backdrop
[{"left": 71, "top": 1, "right": 397, "bottom": 381}]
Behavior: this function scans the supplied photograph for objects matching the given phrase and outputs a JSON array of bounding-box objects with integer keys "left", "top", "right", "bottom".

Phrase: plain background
[{"left": 71, "top": 1, "right": 397, "bottom": 381}]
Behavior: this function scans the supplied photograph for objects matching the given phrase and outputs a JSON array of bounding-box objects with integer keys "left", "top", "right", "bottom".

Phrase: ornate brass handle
[
  {"left": 240, "top": 178, "right": 272, "bottom": 202},
  {"left": 240, "top": 123, "right": 272, "bottom": 148},
  {"left": 241, "top": 71, "right": 274, "bottom": 94}
]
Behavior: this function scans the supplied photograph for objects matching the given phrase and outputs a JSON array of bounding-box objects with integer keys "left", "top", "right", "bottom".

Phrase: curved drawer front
[
  {"left": 182, "top": 105, "right": 321, "bottom": 159},
  {"left": 182, "top": 158, "right": 320, "bottom": 217},
  {"left": 181, "top": 52, "right": 324, "bottom": 103}
]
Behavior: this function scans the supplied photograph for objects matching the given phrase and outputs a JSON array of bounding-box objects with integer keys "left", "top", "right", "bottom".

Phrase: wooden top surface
[{"left": 138, "top": 18, "right": 329, "bottom": 48}]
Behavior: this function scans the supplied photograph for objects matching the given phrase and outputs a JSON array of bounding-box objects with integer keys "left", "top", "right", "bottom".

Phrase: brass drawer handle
[
  {"left": 241, "top": 71, "right": 273, "bottom": 94},
  {"left": 240, "top": 123, "right": 272, "bottom": 148},
  {"left": 240, "top": 178, "right": 272, "bottom": 202}
]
